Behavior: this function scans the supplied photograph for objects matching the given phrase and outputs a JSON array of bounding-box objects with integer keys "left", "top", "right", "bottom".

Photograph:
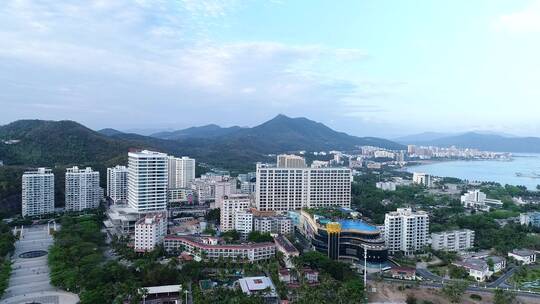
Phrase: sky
[{"left": 1, "top": 0, "right": 540, "bottom": 138}]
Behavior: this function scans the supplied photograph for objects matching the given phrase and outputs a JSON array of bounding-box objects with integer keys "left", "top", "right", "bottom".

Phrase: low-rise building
[
  {"left": 508, "top": 249, "right": 537, "bottom": 265},
  {"left": 134, "top": 212, "right": 167, "bottom": 252},
  {"left": 274, "top": 235, "right": 299, "bottom": 259},
  {"left": 453, "top": 258, "right": 491, "bottom": 282},
  {"left": 461, "top": 190, "right": 503, "bottom": 211},
  {"left": 376, "top": 181, "right": 397, "bottom": 191},
  {"left": 520, "top": 212, "right": 540, "bottom": 228},
  {"left": 303, "top": 268, "right": 319, "bottom": 284},
  {"left": 103, "top": 204, "right": 139, "bottom": 235},
  {"left": 254, "top": 215, "right": 292, "bottom": 235},
  {"left": 389, "top": 267, "right": 417, "bottom": 280},
  {"left": 237, "top": 276, "right": 277, "bottom": 300},
  {"left": 431, "top": 229, "right": 475, "bottom": 252},
  {"left": 486, "top": 256, "right": 506, "bottom": 273},
  {"left": 163, "top": 235, "right": 276, "bottom": 262}
]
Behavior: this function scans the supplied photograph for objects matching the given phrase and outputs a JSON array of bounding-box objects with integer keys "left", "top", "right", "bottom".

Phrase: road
[
  {"left": 487, "top": 266, "right": 516, "bottom": 288},
  {"left": 416, "top": 264, "right": 517, "bottom": 289}
]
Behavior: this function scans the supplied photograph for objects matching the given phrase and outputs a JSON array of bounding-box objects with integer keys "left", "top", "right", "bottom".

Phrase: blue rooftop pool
[{"left": 338, "top": 219, "right": 378, "bottom": 232}]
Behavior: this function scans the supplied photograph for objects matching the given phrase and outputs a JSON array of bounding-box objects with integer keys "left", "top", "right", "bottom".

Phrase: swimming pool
[{"left": 338, "top": 219, "right": 378, "bottom": 232}]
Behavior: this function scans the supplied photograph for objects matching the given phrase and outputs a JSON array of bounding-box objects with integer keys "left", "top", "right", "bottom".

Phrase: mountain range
[
  {"left": 397, "top": 132, "right": 540, "bottom": 153},
  {"left": 0, "top": 114, "right": 404, "bottom": 170}
]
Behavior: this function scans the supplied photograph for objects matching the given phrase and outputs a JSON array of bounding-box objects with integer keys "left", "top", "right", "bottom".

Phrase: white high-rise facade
[
  {"left": 221, "top": 194, "right": 251, "bottom": 232},
  {"left": 277, "top": 154, "right": 307, "bottom": 168},
  {"left": 168, "top": 156, "right": 195, "bottom": 189},
  {"left": 22, "top": 168, "right": 55, "bottom": 217},
  {"left": 128, "top": 150, "right": 168, "bottom": 213},
  {"left": 412, "top": 172, "right": 432, "bottom": 187},
  {"left": 107, "top": 165, "right": 128, "bottom": 203},
  {"left": 65, "top": 166, "right": 102, "bottom": 211},
  {"left": 384, "top": 208, "right": 429, "bottom": 255},
  {"left": 256, "top": 162, "right": 351, "bottom": 211}
]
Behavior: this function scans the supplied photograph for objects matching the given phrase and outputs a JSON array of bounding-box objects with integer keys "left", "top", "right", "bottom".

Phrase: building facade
[
  {"left": 298, "top": 211, "right": 388, "bottom": 263},
  {"left": 128, "top": 150, "right": 168, "bottom": 213},
  {"left": 277, "top": 154, "right": 307, "bottom": 168},
  {"left": 220, "top": 194, "right": 251, "bottom": 232},
  {"left": 164, "top": 235, "right": 276, "bottom": 262},
  {"left": 431, "top": 229, "right": 475, "bottom": 252},
  {"left": 22, "top": 168, "right": 55, "bottom": 217},
  {"left": 65, "top": 166, "right": 102, "bottom": 212},
  {"left": 107, "top": 165, "right": 128, "bottom": 203},
  {"left": 254, "top": 216, "right": 293, "bottom": 235},
  {"left": 384, "top": 208, "right": 429, "bottom": 255},
  {"left": 461, "top": 189, "right": 503, "bottom": 211},
  {"left": 134, "top": 212, "right": 167, "bottom": 252},
  {"left": 412, "top": 172, "right": 432, "bottom": 187},
  {"left": 168, "top": 156, "right": 195, "bottom": 189},
  {"left": 256, "top": 162, "right": 352, "bottom": 211},
  {"left": 520, "top": 212, "right": 540, "bottom": 228}
]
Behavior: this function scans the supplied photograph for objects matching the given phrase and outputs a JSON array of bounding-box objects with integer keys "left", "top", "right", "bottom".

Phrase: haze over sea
[{"left": 405, "top": 154, "right": 540, "bottom": 190}]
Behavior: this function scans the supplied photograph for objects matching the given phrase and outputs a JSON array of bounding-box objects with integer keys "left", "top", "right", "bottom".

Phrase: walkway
[{"left": 0, "top": 225, "right": 79, "bottom": 304}]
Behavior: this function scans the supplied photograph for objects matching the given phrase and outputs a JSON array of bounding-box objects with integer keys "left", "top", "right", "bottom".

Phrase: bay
[{"left": 404, "top": 154, "right": 540, "bottom": 190}]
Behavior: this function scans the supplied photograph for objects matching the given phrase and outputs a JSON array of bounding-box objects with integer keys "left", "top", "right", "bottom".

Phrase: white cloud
[
  {"left": 0, "top": 0, "right": 397, "bottom": 131},
  {"left": 495, "top": 0, "right": 540, "bottom": 33}
]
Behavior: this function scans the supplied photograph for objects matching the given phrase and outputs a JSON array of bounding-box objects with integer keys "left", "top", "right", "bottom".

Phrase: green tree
[
  {"left": 493, "top": 288, "right": 516, "bottom": 304},
  {"left": 442, "top": 280, "right": 468, "bottom": 303}
]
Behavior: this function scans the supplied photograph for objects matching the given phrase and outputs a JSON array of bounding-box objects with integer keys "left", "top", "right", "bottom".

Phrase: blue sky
[{"left": 1, "top": 0, "right": 540, "bottom": 137}]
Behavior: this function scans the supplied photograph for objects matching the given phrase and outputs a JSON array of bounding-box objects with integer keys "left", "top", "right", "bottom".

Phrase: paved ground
[{"left": 0, "top": 225, "right": 79, "bottom": 304}]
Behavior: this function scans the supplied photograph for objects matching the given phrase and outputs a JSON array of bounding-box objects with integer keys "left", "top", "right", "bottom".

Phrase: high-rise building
[
  {"left": 107, "top": 165, "right": 128, "bottom": 203},
  {"left": 277, "top": 154, "right": 306, "bottom": 168},
  {"left": 65, "top": 166, "right": 102, "bottom": 211},
  {"left": 22, "top": 168, "right": 55, "bottom": 217},
  {"left": 256, "top": 163, "right": 351, "bottom": 211},
  {"left": 220, "top": 194, "right": 251, "bottom": 232},
  {"left": 431, "top": 229, "right": 475, "bottom": 252},
  {"left": 412, "top": 172, "right": 432, "bottom": 187},
  {"left": 168, "top": 156, "right": 196, "bottom": 189},
  {"left": 214, "top": 178, "right": 237, "bottom": 207},
  {"left": 384, "top": 208, "right": 429, "bottom": 255},
  {"left": 134, "top": 212, "right": 167, "bottom": 252},
  {"left": 128, "top": 150, "right": 168, "bottom": 213}
]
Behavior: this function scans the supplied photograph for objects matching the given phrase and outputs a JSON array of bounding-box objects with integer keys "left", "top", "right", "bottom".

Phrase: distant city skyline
[{"left": 2, "top": 1, "right": 540, "bottom": 137}]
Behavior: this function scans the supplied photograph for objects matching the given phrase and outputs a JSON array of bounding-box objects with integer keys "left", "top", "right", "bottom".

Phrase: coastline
[{"left": 400, "top": 155, "right": 540, "bottom": 190}]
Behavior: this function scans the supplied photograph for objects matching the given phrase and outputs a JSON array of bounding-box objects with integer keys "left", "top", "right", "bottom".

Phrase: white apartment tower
[
  {"left": 22, "top": 168, "right": 55, "bottom": 217},
  {"left": 384, "top": 208, "right": 429, "bottom": 255},
  {"left": 134, "top": 212, "right": 167, "bottom": 252},
  {"left": 431, "top": 229, "right": 475, "bottom": 252},
  {"left": 65, "top": 166, "right": 102, "bottom": 211},
  {"left": 412, "top": 172, "right": 432, "bottom": 187},
  {"left": 107, "top": 165, "right": 128, "bottom": 203},
  {"left": 168, "top": 156, "right": 196, "bottom": 189},
  {"left": 277, "top": 154, "right": 307, "bottom": 168},
  {"left": 128, "top": 150, "right": 168, "bottom": 213},
  {"left": 256, "top": 162, "right": 351, "bottom": 211},
  {"left": 220, "top": 194, "right": 251, "bottom": 232}
]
